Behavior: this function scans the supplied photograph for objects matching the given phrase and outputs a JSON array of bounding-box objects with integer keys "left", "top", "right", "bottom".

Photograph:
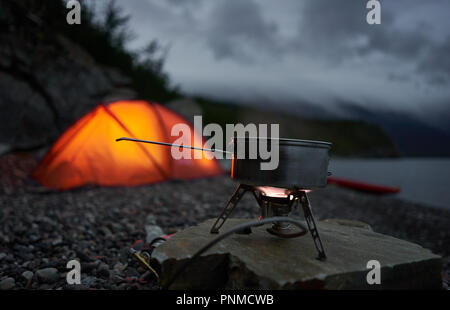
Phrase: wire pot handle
[{"left": 116, "top": 137, "right": 232, "bottom": 154}]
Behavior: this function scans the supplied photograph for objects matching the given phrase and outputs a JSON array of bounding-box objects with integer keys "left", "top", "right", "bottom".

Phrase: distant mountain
[
  {"left": 226, "top": 95, "right": 450, "bottom": 157},
  {"left": 183, "top": 97, "right": 399, "bottom": 158},
  {"left": 188, "top": 95, "right": 450, "bottom": 157},
  {"left": 242, "top": 98, "right": 340, "bottom": 120},
  {"left": 337, "top": 102, "right": 450, "bottom": 157}
]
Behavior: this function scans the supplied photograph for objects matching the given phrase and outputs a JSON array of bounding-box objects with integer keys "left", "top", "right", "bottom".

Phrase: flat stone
[
  {"left": 322, "top": 218, "right": 373, "bottom": 231},
  {"left": 152, "top": 218, "right": 442, "bottom": 289}
]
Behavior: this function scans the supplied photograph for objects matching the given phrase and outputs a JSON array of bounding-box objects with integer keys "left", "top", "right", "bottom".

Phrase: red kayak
[{"left": 327, "top": 177, "right": 400, "bottom": 194}]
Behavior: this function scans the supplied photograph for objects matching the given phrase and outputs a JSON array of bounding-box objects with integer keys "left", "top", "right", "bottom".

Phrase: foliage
[{"left": 18, "top": 0, "right": 179, "bottom": 102}]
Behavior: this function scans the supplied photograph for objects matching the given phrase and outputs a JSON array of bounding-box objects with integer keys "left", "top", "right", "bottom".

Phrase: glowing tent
[{"left": 32, "top": 100, "right": 223, "bottom": 190}]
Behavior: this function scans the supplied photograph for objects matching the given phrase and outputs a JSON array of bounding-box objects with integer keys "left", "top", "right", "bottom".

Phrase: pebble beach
[{"left": 0, "top": 153, "right": 448, "bottom": 290}]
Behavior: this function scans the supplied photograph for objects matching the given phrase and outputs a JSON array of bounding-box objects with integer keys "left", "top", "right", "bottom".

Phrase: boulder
[{"left": 152, "top": 218, "right": 442, "bottom": 289}]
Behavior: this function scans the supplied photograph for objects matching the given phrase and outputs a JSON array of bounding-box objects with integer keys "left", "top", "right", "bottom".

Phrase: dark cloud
[
  {"left": 416, "top": 37, "right": 450, "bottom": 85},
  {"left": 297, "top": 0, "right": 450, "bottom": 84},
  {"left": 297, "top": 0, "right": 385, "bottom": 59},
  {"left": 166, "top": 0, "right": 203, "bottom": 9},
  {"left": 123, "top": 0, "right": 282, "bottom": 63},
  {"left": 205, "top": 0, "right": 281, "bottom": 62},
  {"left": 119, "top": 0, "right": 450, "bottom": 120},
  {"left": 118, "top": 0, "right": 200, "bottom": 39},
  {"left": 123, "top": 0, "right": 450, "bottom": 84},
  {"left": 297, "top": 0, "right": 423, "bottom": 59}
]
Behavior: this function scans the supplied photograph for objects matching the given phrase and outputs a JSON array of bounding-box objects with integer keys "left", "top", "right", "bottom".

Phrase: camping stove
[
  {"left": 115, "top": 136, "right": 330, "bottom": 261},
  {"left": 210, "top": 184, "right": 327, "bottom": 260}
]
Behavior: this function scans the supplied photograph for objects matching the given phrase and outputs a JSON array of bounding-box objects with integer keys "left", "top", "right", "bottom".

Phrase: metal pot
[
  {"left": 116, "top": 136, "right": 332, "bottom": 189},
  {"left": 231, "top": 137, "right": 331, "bottom": 189}
]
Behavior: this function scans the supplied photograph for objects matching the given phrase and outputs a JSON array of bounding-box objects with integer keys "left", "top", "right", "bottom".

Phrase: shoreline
[{"left": 329, "top": 157, "right": 450, "bottom": 210}]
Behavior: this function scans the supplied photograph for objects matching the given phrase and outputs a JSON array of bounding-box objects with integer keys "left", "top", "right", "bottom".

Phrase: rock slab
[{"left": 152, "top": 218, "right": 442, "bottom": 289}]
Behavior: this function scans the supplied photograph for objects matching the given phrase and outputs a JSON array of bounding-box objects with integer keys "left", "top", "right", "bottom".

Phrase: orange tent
[{"left": 32, "top": 100, "right": 223, "bottom": 190}]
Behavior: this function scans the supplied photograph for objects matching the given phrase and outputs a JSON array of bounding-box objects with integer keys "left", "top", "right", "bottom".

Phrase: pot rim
[{"left": 233, "top": 137, "right": 332, "bottom": 149}]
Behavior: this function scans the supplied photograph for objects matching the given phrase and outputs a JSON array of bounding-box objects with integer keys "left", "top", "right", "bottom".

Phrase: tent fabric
[{"left": 32, "top": 100, "right": 223, "bottom": 190}]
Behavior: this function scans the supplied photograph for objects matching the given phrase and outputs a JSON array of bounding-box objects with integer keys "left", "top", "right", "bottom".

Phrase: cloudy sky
[{"left": 102, "top": 0, "right": 450, "bottom": 123}]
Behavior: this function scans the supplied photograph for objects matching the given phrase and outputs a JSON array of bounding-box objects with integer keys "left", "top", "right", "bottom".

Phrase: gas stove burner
[
  {"left": 258, "top": 190, "right": 307, "bottom": 239},
  {"left": 210, "top": 184, "right": 327, "bottom": 260}
]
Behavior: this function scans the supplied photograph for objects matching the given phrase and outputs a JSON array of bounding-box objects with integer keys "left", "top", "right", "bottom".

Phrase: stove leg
[
  {"left": 299, "top": 192, "right": 327, "bottom": 260},
  {"left": 210, "top": 184, "right": 248, "bottom": 234}
]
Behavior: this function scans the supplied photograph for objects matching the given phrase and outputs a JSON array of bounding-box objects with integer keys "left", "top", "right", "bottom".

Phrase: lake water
[{"left": 329, "top": 158, "right": 450, "bottom": 210}]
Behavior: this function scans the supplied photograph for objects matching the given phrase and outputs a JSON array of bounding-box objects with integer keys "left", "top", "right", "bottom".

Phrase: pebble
[
  {"left": 144, "top": 225, "right": 164, "bottom": 244},
  {"left": 81, "top": 262, "right": 97, "bottom": 274},
  {"left": 145, "top": 214, "right": 157, "bottom": 226},
  {"left": 51, "top": 238, "right": 63, "bottom": 246},
  {"left": 36, "top": 268, "right": 59, "bottom": 284},
  {"left": 81, "top": 276, "right": 98, "bottom": 287},
  {"left": 110, "top": 223, "right": 123, "bottom": 233},
  {"left": 22, "top": 271, "right": 34, "bottom": 281},
  {"left": 4, "top": 254, "right": 14, "bottom": 263},
  {"left": 140, "top": 271, "right": 154, "bottom": 281},
  {"left": 99, "top": 227, "right": 113, "bottom": 238},
  {"left": 0, "top": 235, "right": 10, "bottom": 243},
  {"left": 97, "top": 263, "right": 110, "bottom": 279},
  {"left": 113, "top": 262, "right": 126, "bottom": 272},
  {"left": 125, "top": 267, "right": 140, "bottom": 277},
  {"left": 0, "top": 277, "right": 15, "bottom": 290},
  {"left": 75, "top": 250, "right": 92, "bottom": 262}
]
